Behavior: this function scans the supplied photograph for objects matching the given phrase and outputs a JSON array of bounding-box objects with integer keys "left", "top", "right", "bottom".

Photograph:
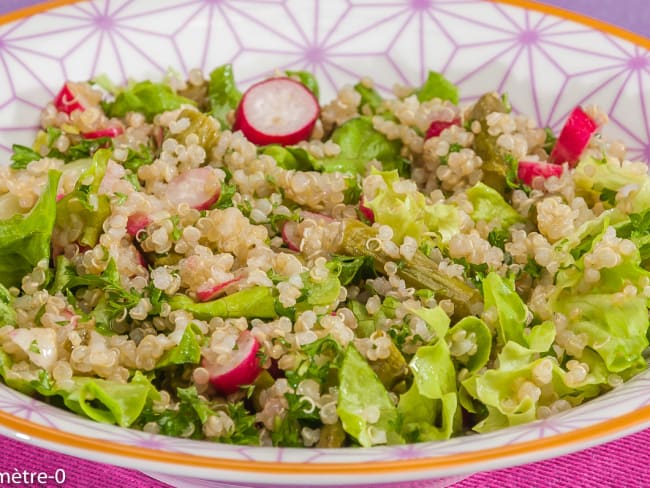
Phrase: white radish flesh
[
  {"left": 165, "top": 167, "right": 221, "bottom": 211},
  {"left": 234, "top": 77, "right": 319, "bottom": 146}
]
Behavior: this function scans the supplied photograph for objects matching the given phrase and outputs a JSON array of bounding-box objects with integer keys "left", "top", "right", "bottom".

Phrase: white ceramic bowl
[{"left": 0, "top": 1, "right": 649, "bottom": 486}]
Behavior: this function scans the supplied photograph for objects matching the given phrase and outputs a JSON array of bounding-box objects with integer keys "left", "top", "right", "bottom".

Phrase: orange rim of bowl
[{"left": 0, "top": 0, "right": 649, "bottom": 477}]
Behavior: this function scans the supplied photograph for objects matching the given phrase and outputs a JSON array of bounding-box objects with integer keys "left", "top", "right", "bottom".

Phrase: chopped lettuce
[
  {"left": 398, "top": 306, "right": 459, "bottom": 442},
  {"left": 398, "top": 341, "right": 459, "bottom": 441},
  {"left": 447, "top": 316, "right": 492, "bottom": 374},
  {"left": 104, "top": 80, "right": 195, "bottom": 121},
  {"left": 10, "top": 144, "right": 41, "bottom": 170},
  {"left": 316, "top": 118, "right": 408, "bottom": 175},
  {"left": 416, "top": 71, "right": 459, "bottom": 104},
  {"left": 156, "top": 323, "right": 202, "bottom": 368},
  {"left": 208, "top": 64, "right": 242, "bottom": 129},
  {"left": 482, "top": 272, "right": 528, "bottom": 347},
  {"left": 0, "top": 283, "right": 16, "bottom": 326},
  {"left": 261, "top": 145, "right": 315, "bottom": 171},
  {"left": 0, "top": 170, "right": 60, "bottom": 288},
  {"left": 354, "top": 82, "right": 383, "bottom": 113},
  {"left": 337, "top": 345, "right": 401, "bottom": 446},
  {"left": 365, "top": 169, "right": 461, "bottom": 245},
  {"left": 55, "top": 148, "right": 111, "bottom": 248},
  {"left": 466, "top": 182, "right": 523, "bottom": 229},
  {"left": 168, "top": 286, "right": 278, "bottom": 320}
]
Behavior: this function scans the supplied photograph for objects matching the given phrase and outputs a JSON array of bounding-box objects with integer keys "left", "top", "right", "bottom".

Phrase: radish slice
[
  {"left": 281, "top": 220, "right": 301, "bottom": 251},
  {"left": 517, "top": 160, "right": 564, "bottom": 186},
  {"left": 126, "top": 212, "right": 151, "bottom": 237},
  {"left": 234, "top": 77, "right": 319, "bottom": 146},
  {"left": 82, "top": 123, "right": 124, "bottom": 140},
  {"left": 196, "top": 277, "right": 242, "bottom": 302},
  {"left": 281, "top": 211, "right": 333, "bottom": 251},
  {"left": 359, "top": 195, "right": 375, "bottom": 223},
  {"left": 166, "top": 167, "right": 221, "bottom": 211},
  {"left": 204, "top": 331, "right": 262, "bottom": 394},
  {"left": 53, "top": 82, "right": 101, "bottom": 115},
  {"left": 425, "top": 117, "right": 460, "bottom": 139},
  {"left": 548, "top": 107, "right": 598, "bottom": 167}
]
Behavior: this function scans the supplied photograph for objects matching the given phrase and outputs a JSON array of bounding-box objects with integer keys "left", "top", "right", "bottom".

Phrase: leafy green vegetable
[
  {"left": 0, "top": 170, "right": 60, "bottom": 288},
  {"left": 122, "top": 145, "right": 154, "bottom": 173},
  {"left": 55, "top": 149, "right": 111, "bottom": 248},
  {"left": 354, "top": 82, "right": 383, "bottom": 113},
  {"left": 156, "top": 324, "right": 202, "bottom": 368},
  {"left": 10, "top": 144, "right": 41, "bottom": 169},
  {"left": 337, "top": 345, "right": 401, "bottom": 447},
  {"left": 482, "top": 272, "right": 528, "bottom": 347},
  {"left": 286, "top": 70, "right": 320, "bottom": 100},
  {"left": 208, "top": 64, "right": 242, "bottom": 129},
  {"left": 446, "top": 316, "right": 492, "bottom": 374},
  {"left": 261, "top": 145, "right": 315, "bottom": 171},
  {"left": 416, "top": 71, "right": 459, "bottom": 104},
  {"left": 398, "top": 338, "right": 459, "bottom": 442},
  {"left": 62, "top": 258, "right": 141, "bottom": 334},
  {"left": 0, "top": 283, "right": 16, "bottom": 326},
  {"left": 466, "top": 182, "right": 523, "bottom": 229},
  {"left": 168, "top": 286, "right": 278, "bottom": 320},
  {"left": 105, "top": 80, "right": 195, "bottom": 121},
  {"left": 316, "top": 118, "right": 408, "bottom": 176},
  {"left": 326, "top": 254, "right": 376, "bottom": 286}
]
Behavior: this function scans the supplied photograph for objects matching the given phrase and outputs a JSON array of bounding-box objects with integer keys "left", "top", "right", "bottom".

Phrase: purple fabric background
[{"left": 0, "top": 1, "right": 647, "bottom": 487}]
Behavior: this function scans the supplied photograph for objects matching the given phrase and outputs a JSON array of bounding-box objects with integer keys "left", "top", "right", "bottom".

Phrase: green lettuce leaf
[
  {"left": 208, "top": 64, "right": 242, "bottom": 129},
  {"left": 416, "top": 71, "right": 459, "bottom": 104},
  {"left": 105, "top": 80, "right": 195, "bottom": 121},
  {"left": 55, "top": 148, "right": 112, "bottom": 248},
  {"left": 168, "top": 286, "right": 278, "bottom": 320},
  {"left": 482, "top": 272, "right": 527, "bottom": 347},
  {"left": 354, "top": 82, "right": 383, "bottom": 113},
  {"left": 0, "top": 283, "right": 16, "bottom": 326},
  {"left": 398, "top": 337, "right": 459, "bottom": 442},
  {"left": 317, "top": 118, "right": 407, "bottom": 175},
  {"left": 0, "top": 170, "right": 60, "bottom": 288},
  {"left": 365, "top": 169, "right": 461, "bottom": 245},
  {"left": 337, "top": 344, "right": 401, "bottom": 446},
  {"left": 156, "top": 323, "right": 202, "bottom": 368},
  {"left": 466, "top": 182, "right": 523, "bottom": 229},
  {"left": 261, "top": 145, "right": 315, "bottom": 171},
  {"left": 447, "top": 316, "right": 492, "bottom": 374}
]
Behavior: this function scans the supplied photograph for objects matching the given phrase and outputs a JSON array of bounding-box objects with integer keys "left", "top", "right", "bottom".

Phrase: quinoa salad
[{"left": 0, "top": 65, "right": 648, "bottom": 448}]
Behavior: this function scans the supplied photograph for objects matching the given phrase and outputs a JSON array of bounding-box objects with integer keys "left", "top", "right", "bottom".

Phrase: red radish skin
[
  {"left": 359, "top": 195, "right": 375, "bottom": 223},
  {"left": 517, "top": 160, "right": 564, "bottom": 186},
  {"left": 166, "top": 167, "right": 221, "bottom": 211},
  {"left": 53, "top": 82, "right": 100, "bottom": 114},
  {"left": 425, "top": 117, "right": 460, "bottom": 139},
  {"left": 82, "top": 124, "right": 124, "bottom": 140},
  {"left": 205, "top": 331, "right": 263, "bottom": 394},
  {"left": 548, "top": 107, "right": 598, "bottom": 167},
  {"left": 196, "top": 277, "right": 242, "bottom": 302},
  {"left": 234, "top": 77, "right": 319, "bottom": 146},
  {"left": 126, "top": 213, "right": 151, "bottom": 237}
]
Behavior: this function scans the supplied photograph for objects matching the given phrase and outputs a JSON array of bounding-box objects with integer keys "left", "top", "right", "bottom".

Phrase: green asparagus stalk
[
  {"left": 338, "top": 219, "right": 481, "bottom": 317},
  {"left": 168, "top": 286, "right": 278, "bottom": 320},
  {"left": 470, "top": 93, "right": 511, "bottom": 194}
]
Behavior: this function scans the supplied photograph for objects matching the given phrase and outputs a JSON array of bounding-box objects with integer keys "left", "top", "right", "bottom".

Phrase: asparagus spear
[
  {"left": 470, "top": 93, "right": 511, "bottom": 194},
  {"left": 338, "top": 219, "right": 481, "bottom": 318}
]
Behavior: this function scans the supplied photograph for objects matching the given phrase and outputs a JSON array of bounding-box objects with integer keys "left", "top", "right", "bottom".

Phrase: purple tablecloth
[{"left": 0, "top": 1, "right": 648, "bottom": 487}]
